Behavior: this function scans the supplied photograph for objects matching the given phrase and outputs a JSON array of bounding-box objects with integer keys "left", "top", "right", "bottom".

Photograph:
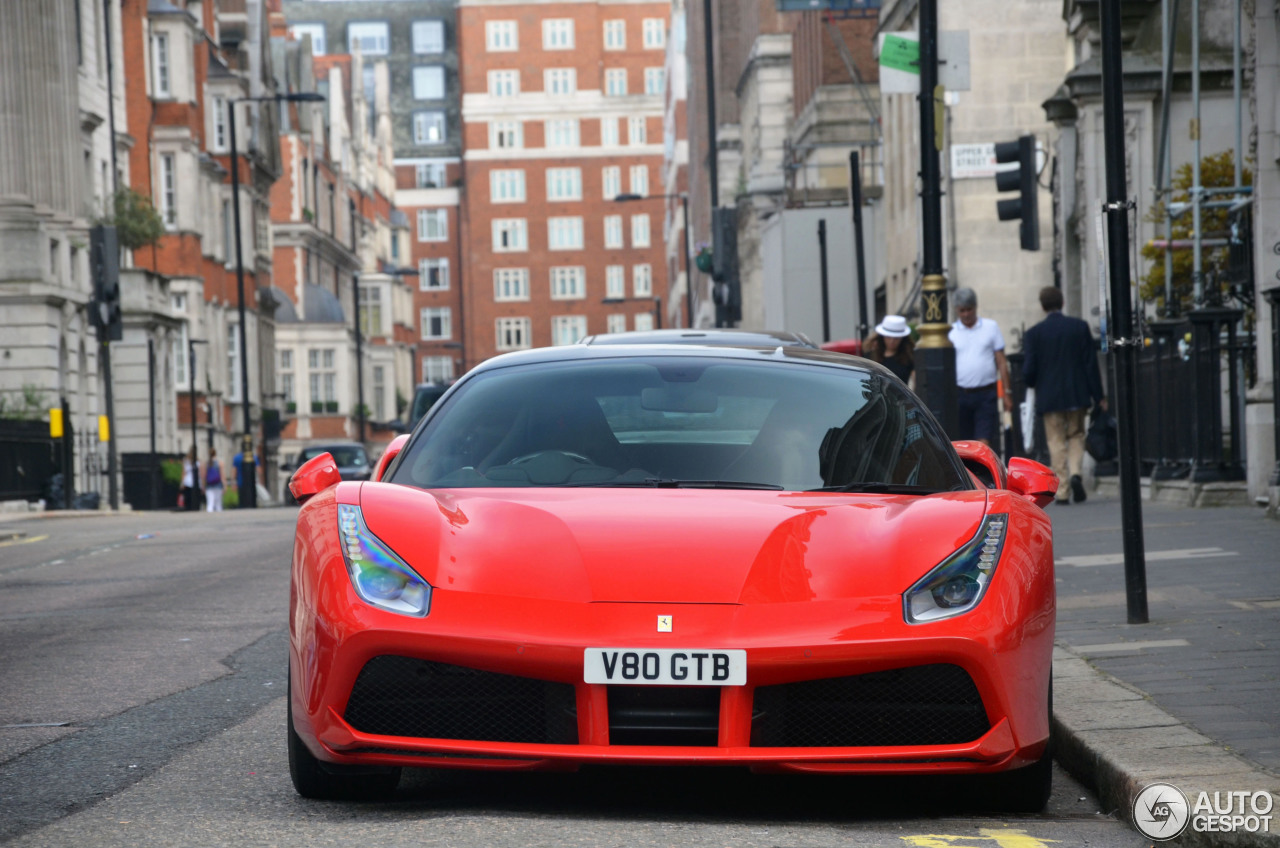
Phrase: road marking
[
  {"left": 1072, "top": 638, "right": 1190, "bottom": 654},
  {"left": 0, "top": 534, "right": 48, "bottom": 549},
  {"left": 0, "top": 722, "right": 70, "bottom": 729},
  {"left": 901, "top": 828, "right": 1059, "bottom": 847},
  {"left": 1057, "top": 547, "right": 1237, "bottom": 567},
  {"left": 1229, "top": 598, "right": 1280, "bottom": 611}
]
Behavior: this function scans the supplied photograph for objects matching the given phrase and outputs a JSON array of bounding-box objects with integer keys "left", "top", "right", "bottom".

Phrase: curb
[{"left": 1052, "top": 644, "right": 1280, "bottom": 846}]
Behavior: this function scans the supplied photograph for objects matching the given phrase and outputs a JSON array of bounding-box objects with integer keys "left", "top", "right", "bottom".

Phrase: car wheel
[
  {"left": 287, "top": 669, "right": 401, "bottom": 800},
  {"left": 986, "top": 679, "right": 1053, "bottom": 813}
]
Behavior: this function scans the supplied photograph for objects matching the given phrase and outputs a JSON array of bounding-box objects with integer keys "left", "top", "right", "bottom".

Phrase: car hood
[{"left": 359, "top": 485, "right": 989, "bottom": 604}]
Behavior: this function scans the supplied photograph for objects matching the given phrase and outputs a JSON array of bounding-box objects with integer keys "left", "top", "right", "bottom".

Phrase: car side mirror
[
  {"left": 952, "top": 440, "right": 1006, "bottom": 490},
  {"left": 1007, "top": 457, "right": 1059, "bottom": 509},
  {"left": 288, "top": 452, "right": 342, "bottom": 505},
  {"left": 373, "top": 434, "right": 410, "bottom": 482}
]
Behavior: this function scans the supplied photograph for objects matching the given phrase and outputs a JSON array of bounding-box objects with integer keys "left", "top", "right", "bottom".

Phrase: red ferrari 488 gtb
[{"left": 287, "top": 343, "right": 1059, "bottom": 808}]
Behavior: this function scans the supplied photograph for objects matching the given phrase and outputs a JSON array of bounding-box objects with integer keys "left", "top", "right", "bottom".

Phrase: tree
[{"left": 97, "top": 188, "right": 165, "bottom": 252}]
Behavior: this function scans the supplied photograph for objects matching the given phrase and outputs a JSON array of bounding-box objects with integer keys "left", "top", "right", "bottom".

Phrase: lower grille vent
[{"left": 608, "top": 686, "right": 720, "bottom": 746}]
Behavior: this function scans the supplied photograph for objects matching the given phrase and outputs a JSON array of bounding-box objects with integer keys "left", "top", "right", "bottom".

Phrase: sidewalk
[{"left": 1049, "top": 486, "right": 1280, "bottom": 846}]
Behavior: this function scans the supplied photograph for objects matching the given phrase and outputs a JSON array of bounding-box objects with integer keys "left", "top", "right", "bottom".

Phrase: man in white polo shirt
[{"left": 948, "top": 287, "right": 1011, "bottom": 447}]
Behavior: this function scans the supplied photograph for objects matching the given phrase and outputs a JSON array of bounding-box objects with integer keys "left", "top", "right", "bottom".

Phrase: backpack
[
  {"left": 1085, "top": 405, "right": 1118, "bottom": 462},
  {"left": 206, "top": 463, "right": 222, "bottom": 486}
]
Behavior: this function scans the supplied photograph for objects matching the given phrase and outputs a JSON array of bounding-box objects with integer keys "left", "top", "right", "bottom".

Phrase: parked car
[
  {"left": 406, "top": 382, "right": 452, "bottom": 429},
  {"left": 581, "top": 328, "right": 818, "bottom": 348},
  {"left": 285, "top": 343, "right": 1059, "bottom": 809},
  {"left": 281, "top": 442, "right": 371, "bottom": 504}
]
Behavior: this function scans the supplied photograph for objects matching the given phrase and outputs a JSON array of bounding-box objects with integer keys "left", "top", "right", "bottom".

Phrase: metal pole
[
  {"left": 62, "top": 397, "right": 74, "bottom": 510},
  {"left": 1100, "top": 0, "right": 1149, "bottom": 624},
  {"left": 850, "top": 150, "right": 869, "bottom": 339},
  {"left": 353, "top": 272, "right": 366, "bottom": 446},
  {"left": 914, "top": 0, "right": 957, "bottom": 436},
  {"left": 655, "top": 296, "right": 663, "bottom": 330},
  {"left": 703, "top": 0, "right": 718, "bottom": 210},
  {"left": 102, "top": 0, "right": 118, "bottom": 195},
  {"left": 1268, "top": 289, "right": 1280, "bottom": 491},
  {"left": 229, "top": 100, "right": 256, "bottom": 508},
  {"left": 1234, "top": 0, "right": 1242, "bottom": 193},
  {"left": 1192, "top": 0, "right": 1204, "bottom": 306},
  {"left": 1157, "top": 0, "right": 1180, "bottom": 316},
  {"left": 817, "top": 219, "right": 831, "bottom": 343},
  {"left": 682, "top": 195, "right": 694, "bottom": 327},
  {"left": 188, "top": 340, "right": 198, "bottom": 511},
  {"left": 148, "top": 339, "right": 157, "bottom": 509}
]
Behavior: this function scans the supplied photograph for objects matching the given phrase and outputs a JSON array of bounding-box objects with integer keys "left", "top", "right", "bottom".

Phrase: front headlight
[
  {"left": 903, "top": 514, "right": 1007, "bottom": 623},
  {"left": 337, "top": 504, "right": 431, "bottom": 617}
]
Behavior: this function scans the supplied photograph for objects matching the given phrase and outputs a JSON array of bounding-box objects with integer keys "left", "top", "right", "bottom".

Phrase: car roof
[
  {"left": 464, "top": 340, "right": 894, "bottom": 382},
  {"left": 581, "top": 329, "right": 818, "bottom": 348}
]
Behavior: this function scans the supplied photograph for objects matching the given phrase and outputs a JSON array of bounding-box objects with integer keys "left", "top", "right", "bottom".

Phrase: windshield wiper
[{"left": 807, "top": 482, "right": 950, "bottom": 495}]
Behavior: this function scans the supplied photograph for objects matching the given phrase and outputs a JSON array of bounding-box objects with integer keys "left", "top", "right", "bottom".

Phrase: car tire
[
  {"left": 287, "top": 670, "right": 401, "bottom": 800},
  {"left": 987, "top": 679, "right": 1053, "bottom": 813}
]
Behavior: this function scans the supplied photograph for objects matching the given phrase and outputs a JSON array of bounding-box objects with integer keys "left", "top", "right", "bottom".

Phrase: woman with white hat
[{"left": 863, "top": 315, "right": 915, "bottom": 388}]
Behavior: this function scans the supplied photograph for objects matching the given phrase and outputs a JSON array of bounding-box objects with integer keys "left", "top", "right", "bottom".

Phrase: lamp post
[
  {"left": 227, "top": 91, "right": 325, "bottom": 508},
  {"left": 614, "top": 193, "right": 693, "bottom": 328},
  {"left": 187, "top": 338, "right": 207, "bottom": 511}
]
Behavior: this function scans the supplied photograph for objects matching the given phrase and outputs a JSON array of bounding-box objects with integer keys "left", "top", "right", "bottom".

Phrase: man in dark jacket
[{"left": 1022, "top": 286, "right": 1106, "bottom": 504}]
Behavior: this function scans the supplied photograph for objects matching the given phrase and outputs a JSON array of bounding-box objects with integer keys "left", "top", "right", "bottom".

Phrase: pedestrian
[
  {"left": 862, "top": 314, "right": 915, "bottom": 388},
  {"left": 948, "top": 287, "right": 1012, "bottom": 447},
  {"left": 181, "top": 447, "right": 201, "bottom": 511},
  {"left": 1021, "top": 285, "right": 1106, "bottom": 504},
  {"left": 204, "top": 448, "right": 225, "bottom": 512}
]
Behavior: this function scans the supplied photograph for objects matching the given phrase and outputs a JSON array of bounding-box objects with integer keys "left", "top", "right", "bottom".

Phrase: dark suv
[
  {"left": 407, "top": 382, "right": 452, "bottom": 429},
  {"left": 281, "top": 442, "right": 371, "bottom": 504}
]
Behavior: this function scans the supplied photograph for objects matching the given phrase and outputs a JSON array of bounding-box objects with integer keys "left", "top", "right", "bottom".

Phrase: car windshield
[
  {"left": 300, "top": 446, "right": 366, "bottom": 467},
  {"left": 390, "top": 357, "right": 970, "bottom": 493}
]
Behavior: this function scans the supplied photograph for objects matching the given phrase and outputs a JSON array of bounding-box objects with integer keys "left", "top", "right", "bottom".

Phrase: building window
[
  {"left": 211, "top": 95, "right": 227, "bottom": 152},
  {"left": 550, "top": 266, "right": 585, "bottom": 299},
  {"left": 633, "top": 264, "right": 653, "bottom": 296},
  {"left": 288, "top": 23, "right": 325, "bottom": 55},
  {"left": 372, "top": 365, "right": 386, "bottom": 420},
  {"left": 643, "top": 19, "right": 666, "bottom": 49},
  {"left": 174, "top": 318, "right": 190, "bottom": 388},
  {"left": 496, "top": 317, "right": 531, "bottom": 351},
  {"left": 601, "top": 117, "right": 619, "bottom": 147},
  {"left": 421, "top": 307, "right": 452, "bottom": 340},
  {"left": 282, "top": 372, "right": 295, "bottom": 405},
  {"left": 552, "top": 315, "right": 587, "bottom": 346},
  {"left": 604, "top": 68, "right": 627, "bottom": 96},
  {"left": 545, "top": 118, "right": 579, "bottom": 149},
  {"left": 412, "top": 20, "right": 444, "bottom": 54},
  {"left": 348, "top": 22, "right": 388, "bottom": 55},
  {"left": 603, "top": 20, "right": 625, "bottom": 50},
  {"left": 159, "top": 153, "right": 177, "bottom": 228},
  {"left": 644, "top": 67, "right": 665, "bottom": 95},
  {"left": 548, "top": 217, "right": 583, "bottom": 250},
  {"left": 602, "top": 167, "right": 621, "bottom": 200},
  {"left": 417, "top": 208, "right": 447, "bottom": 241},
  {"left": 419, "top": 257, "right": 449, "bottom": 290},
  {"left": 422, "top": 356, "right": 454, "bottom": 383},
  {"left": 413, "top": 66, "right": 445, "bottom": 100},
  {"left": 544, "top": 68, "right": 576, "bottom": 96},
  {"left": 493, "top": 218, "right": 527, "bottom": 251},
  {"left": 634, "top": 312, "right": 654, "bottom": 332},
  {"left": 490, "top": 120, "right": 522, "bottom": 150},
  {"left": 604, "top": 216, "right": 623, "bottom": 249},
  {"left": 415, "top": 162, "right": 446, "bottom": 188},
  {"left": 152, "top": 32, "right": 170, "bottom": 97},
  {"left": 606, "top": 265, "right": 625, "bottom": 299},
  {"left": 308, "top": 348, "right": 337, "bottom": 410},
  {"left": 542, "top": 19, "right": 574, "bottom": 50},
  {"left": 221, "top": 198, "right": 232, "bottom": 266},
  {"left": 631, "top": 215, "right": 651, "bottom": 248},
  {"left": 628, "top": 116, "right": 647, "bottom": 145},
  {"left": 413, "top": 111, "right": 446, "bottom": 144},
  {"left": 546, "top": 167, "right": 582, "bottom": 201},
  {"left": 227, "top": 324, "right": 242, "bottom": 402},
  {"left": 490, "top": 169, "right": 526, "bottom": 203},
  {"left": 629, "top": 165, "right": 648, "bottom": 196},
  {"left": 486, "top": 20, "right": 517, "bottom": 51},
  {"left": 494, "top": 268, "right": 529, "bottom": 301},
  {"left": 359, "top": 285, "right": 382, "bottom": 337},
  {"left": 606, "top": 314, "right": 627, "bottom": 334},
  {"left": 488, "top": 69, "right": 519, "bottom": 96}
]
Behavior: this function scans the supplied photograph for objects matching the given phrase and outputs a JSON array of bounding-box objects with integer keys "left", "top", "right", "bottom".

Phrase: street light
[
  {"left": 613, "top": 193, "right": 693, "bottom": 328},
  {"left": 228, "top": 90, "right": 325, "bottom": 508},
  {"left": 187, "top": 338, "right": 208, "bottom": 512}
]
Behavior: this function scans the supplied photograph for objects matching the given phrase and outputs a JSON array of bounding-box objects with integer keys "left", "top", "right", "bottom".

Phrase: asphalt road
[{"left": 0, "top": 509, "right": 1143, "bottom": 847}]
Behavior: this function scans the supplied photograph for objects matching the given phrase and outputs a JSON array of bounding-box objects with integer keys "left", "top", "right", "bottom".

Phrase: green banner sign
[{"left": 880, "top": 34, "right": 920, "bottom": 75}]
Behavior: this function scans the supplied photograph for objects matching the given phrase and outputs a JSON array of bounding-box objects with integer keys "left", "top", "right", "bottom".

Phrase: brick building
[{"left": 457, "top": 0, "right": 675, "bottom": 364}]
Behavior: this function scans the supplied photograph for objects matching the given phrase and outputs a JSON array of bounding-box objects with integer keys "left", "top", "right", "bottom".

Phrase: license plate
[{"left": 584, "top": 648, "right": 746, "bottom": 685}]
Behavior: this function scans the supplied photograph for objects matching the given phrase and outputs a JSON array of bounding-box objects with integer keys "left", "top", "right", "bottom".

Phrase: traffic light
[
  {"left": 711, "top": 207, "right": 741, "bottom": 325},
  {"left": 994, "top": 135, "right": 1039, "bottom": 251},
  {"left": 90, "top": 225, "right": 123, "bottom": 341}
]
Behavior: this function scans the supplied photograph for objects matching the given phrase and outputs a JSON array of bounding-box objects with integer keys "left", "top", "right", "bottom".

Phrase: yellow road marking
[
  {"left": 0, "top": 534, "right": 49, "bottom": 548},
  {"left": 901, "top": 828, "right": 1058, "bottom": 848}
]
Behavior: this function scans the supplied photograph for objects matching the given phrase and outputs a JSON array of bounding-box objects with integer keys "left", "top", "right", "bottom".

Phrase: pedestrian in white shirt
[{"left": 948, "top": 287, "right": 1012, "bottom": 447}]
